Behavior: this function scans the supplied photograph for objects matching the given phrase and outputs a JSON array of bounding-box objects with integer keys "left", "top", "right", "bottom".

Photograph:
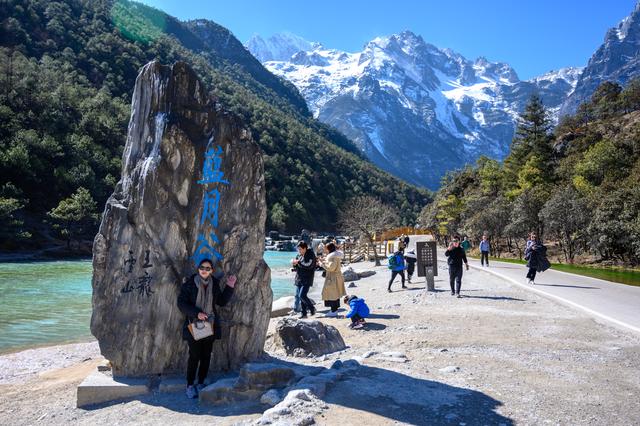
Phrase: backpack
[{"left": 387, "top": 254, "right": 398, "bottom": 269}]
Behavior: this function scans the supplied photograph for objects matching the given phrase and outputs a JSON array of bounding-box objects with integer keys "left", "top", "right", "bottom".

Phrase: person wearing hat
[
  {"left": 404, "top": 249, "right": 417, "bottom": 283},
  {"left": 343, "top": 294, "right": 370, "bottom": 329}
]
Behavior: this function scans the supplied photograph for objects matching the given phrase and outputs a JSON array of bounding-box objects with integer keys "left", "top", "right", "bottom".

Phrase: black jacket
[
  {"left": 525, "top": 242, "right": 550, "bottom": 271},
  {"left": 294, "top": 250, "right": 316, "bottom": 287},
  {"left": 177, "top": 274, "right": 234, "bottom": 342},
  {"left": 444, "top": 246, "right": 468, "bottom": 268}
]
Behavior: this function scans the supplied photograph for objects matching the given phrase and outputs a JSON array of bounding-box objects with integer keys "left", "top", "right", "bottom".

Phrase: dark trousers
[
  {"left": 449, "top": 265, "right": 463, "bottom": 294},
  {"left": 186, "top": 337, "right": 214, "bottom": 386},
  {"left": 407, "top": 263, "right": 415, "bottom": 279},
  {"left": 526, "top": 268, "right": 537, "bottom": 281},
  {"left": 388, "top": 270, "right": 405, "bottom": 289},
  {"left": 325, "top": 299, "right": 339, "bottom": 312},
  {"left": 296, "top": 284, "right": 314, "bottom": 315},
  {"left": 350, "top": 314, "right": 363, "bottom": 324},
  {"left": 481, "top": 251, "right": 489, "bottom": 266}
]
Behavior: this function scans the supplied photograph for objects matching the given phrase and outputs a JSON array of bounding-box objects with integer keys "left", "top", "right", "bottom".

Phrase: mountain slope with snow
[
  {"left": 561, "top": 1, "right": 640, "bottom": 115},
  {"left": 248, "top": 31, "right": 581, "bottom": 189}
]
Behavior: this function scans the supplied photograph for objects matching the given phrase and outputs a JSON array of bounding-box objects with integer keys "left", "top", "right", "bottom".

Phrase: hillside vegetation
[
  {"left": 0, "top": 0, "right": 430, "bottom": 250},
  {"left": 420, "top": 80, "right": 640, "bottom": 266}
]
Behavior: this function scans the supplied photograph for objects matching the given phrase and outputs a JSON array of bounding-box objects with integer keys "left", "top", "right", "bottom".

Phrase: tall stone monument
[{"left": 91, "top": 61, "right": 272, "bottom": 377}]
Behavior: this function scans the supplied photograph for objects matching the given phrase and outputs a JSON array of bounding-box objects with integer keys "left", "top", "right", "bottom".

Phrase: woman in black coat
[
  {"left": 177, "top": 258, "right": 236, "bottom": 399},
  {"left": 524, "top": 234, "right": 550, "bottom": 284}
]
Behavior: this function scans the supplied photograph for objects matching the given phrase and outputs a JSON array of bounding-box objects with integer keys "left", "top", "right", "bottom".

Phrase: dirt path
[{"left": 1, "top": 262, "right": 639, "bottom": 425}]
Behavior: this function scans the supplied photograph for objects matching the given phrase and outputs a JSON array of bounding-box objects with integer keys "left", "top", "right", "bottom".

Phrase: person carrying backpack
[{"left": 387, "top": 250, "right": 406, "bottom": 292}]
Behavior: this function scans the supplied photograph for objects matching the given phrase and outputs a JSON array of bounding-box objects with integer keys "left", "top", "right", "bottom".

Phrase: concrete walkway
[{"left": 436, "top": 251, "right": 640, "bottom": 336}]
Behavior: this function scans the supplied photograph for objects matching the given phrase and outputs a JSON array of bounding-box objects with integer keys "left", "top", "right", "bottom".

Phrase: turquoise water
[{"left": 0, "top": 251, "right": 297, "bottom": 354}]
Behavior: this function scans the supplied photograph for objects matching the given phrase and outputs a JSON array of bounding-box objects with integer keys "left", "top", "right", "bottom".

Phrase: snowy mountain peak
[
  {"left": 249, "top": 31, "right": 582, "bottom": 189},
  {"left": 561, "top": 2, "right": 640, "bottom": 115},
  {"left": 245, "top": 32, "right": 320, "bottom": 62},
  {"left": 530, "top": 67, "right": 583, "bottom": 85}
]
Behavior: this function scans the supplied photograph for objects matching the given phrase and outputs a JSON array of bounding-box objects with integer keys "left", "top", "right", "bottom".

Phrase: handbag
[{"left": 188, "top": 318, "right": 214, "bottom": 340}]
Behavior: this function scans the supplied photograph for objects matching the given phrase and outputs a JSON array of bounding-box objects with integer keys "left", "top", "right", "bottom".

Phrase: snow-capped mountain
[
  {"left": 561, "top": 1, "right": 640, "bottom": 115},
  {"left": 246, "top": 32, "right": 320, "bottom": 62},
  {"left": 247, "top": 31, "right": 581, "bottom": 189}
]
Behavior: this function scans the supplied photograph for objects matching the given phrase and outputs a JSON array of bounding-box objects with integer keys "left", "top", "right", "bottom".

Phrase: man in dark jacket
[
  {"left": 292, "top": 241, "right": 316, "bottom": 318},
  {"left": 177, "top": 259, "right": 236, "bottom": 398},
  {"left": 444, "top": 237, "right": 469, "bottom": 298}
]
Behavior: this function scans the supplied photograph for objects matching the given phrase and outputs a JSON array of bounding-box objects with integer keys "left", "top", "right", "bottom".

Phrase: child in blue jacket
[{"left": 343, "top": 295, "right": 370, "bottom": 329}]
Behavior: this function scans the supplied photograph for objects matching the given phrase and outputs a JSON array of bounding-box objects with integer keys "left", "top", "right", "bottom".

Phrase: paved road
[{"left": 435, "top": 251, "right": 640, "bottom": 335}]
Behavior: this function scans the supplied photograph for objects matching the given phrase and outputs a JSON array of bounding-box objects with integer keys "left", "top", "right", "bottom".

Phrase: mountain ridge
[{"left": 248, "top": 30, "right": 582, "bottom": 189}]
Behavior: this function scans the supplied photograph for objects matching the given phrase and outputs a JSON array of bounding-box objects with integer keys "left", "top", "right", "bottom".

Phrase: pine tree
[{"left": 504, "top": 94, "right": 554, "bottom": 185}]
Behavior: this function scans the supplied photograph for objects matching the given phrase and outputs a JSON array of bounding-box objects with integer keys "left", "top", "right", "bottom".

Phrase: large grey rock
[
  {"left": 357, "top": 270, "right": 376, "bottom": 279},
  {"left": 76, "top": 371, "right": 149, "bottom": 408},
  {"left": 91, "top": 61, "right": 272, "bottom": 377},
  {"left": 199, "top": 377, "right": 262, "bottom": 405},
  {"left": 342, "top": 267, "right": 360, "bottom": 281},
  {"left": 236, "top": 363, "right": 296, "bottom": 390},
  {"left": 273, "top": 318, "right": 346, "bottom": 357},
  {"left": 271, "top": 296, "right": 296, "bottom": 318}
]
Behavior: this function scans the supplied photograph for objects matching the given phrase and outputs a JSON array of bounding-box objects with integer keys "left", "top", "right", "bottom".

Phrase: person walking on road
[
  {"left": 445, "top": 237, "right": 469, "bottom": 298},
  {"left": 404, "top": 249, "right": 417, "bottom": 283},
  {"left": 461, "top": 236, "right": 471, "bottom": 253},
  {"left": 479, "top": 235, "right": 491, "bottom": 267},
  {"left": 387, "top": 250, "right": 407, "bottom": 292},
  {"left": 524, "top": 232, "right": 550, "bottom": 285}
]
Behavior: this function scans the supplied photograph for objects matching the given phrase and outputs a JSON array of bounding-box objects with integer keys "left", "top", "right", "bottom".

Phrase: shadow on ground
[
  {"left": 361, "top": 322, "right": 386, "bottom": 331},
  {"left": 367, "top": 313, "right": 400, "bottom": 319},
  {"left": 534, "top": 283, "right": 599, "bottom": 289},
  {"left": 82, "top": 359, "right": 514, "bottom": 425},
  {"left": 460, "top": 295, "right": 526, "bottom": 301}
]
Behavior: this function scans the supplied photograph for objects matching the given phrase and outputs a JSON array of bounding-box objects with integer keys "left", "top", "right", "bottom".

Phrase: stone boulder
[
  {"left": 91, "top": 61, "right": 272, "bottom": 377},
  {"left": 273, "top": 318, "right": 346, "bottom": 357},
  {"left": 342, "top": 267, "right": 360, "bottom": 281},
  {"left": 271, "top": 296, "right": 295, "bottom": 318},
  {"left": 357, "top": 270, "right": 376, "bottom": 279}
]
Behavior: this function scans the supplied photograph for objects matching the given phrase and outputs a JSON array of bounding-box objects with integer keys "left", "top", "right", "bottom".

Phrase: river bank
[
  {"left": 0, "top": 252, "right": 300, "bottom": 355},
  {"left": 1, "top": 261, "right": 639, "bottom": 425}
]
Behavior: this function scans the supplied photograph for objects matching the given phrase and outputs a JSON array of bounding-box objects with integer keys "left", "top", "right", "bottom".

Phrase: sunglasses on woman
[{"left": 198, "top": 266, "right": 212, "bottom": 271}]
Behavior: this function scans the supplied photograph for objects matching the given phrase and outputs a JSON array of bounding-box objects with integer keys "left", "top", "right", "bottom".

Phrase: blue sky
[{"left": 137, "top": 0, "right": 636, "bottom": 80}]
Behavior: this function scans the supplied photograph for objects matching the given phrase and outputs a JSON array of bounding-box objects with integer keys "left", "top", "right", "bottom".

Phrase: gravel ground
[{"left": 1, "top": 262, "right": 639, "bottom": 425}]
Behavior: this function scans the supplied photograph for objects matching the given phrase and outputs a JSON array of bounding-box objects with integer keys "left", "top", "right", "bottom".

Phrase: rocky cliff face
[
  {"left": 561, "top": 1, "right": 640, "bottom": 115},
  {"left": 91, "top": 61, "right": 272, "bottom": 377},
  {"left": 249, "top": 31, "right": 581, "bottom": 189}
]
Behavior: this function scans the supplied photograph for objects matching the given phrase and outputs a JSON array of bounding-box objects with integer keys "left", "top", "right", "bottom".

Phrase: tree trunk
[{"left": 369, "top": 235, "right": 380, "bottom": 266}]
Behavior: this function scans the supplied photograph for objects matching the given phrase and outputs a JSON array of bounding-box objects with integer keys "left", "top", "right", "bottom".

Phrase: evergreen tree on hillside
[
  {"left": 505, "top": 94, "right": 554, "bottom": 185},
  {"left": 0, "top": 0, "right": 430, "bottom": 248}
]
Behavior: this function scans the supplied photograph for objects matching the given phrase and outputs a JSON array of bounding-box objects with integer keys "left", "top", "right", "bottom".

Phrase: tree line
[
  {"left": 419, "top": 79, "right": 640, "bottom": 266},
  {"left": 0, "top": 0, "right": 430, "bottom": 251}
]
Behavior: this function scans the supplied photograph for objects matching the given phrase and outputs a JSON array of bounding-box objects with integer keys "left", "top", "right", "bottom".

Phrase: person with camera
[
  {"left": 291, "top": 241, "right": 317, "bottom": 319},
  {"left": 444, "top": 237, "right": 469, "bottom": 298}
]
